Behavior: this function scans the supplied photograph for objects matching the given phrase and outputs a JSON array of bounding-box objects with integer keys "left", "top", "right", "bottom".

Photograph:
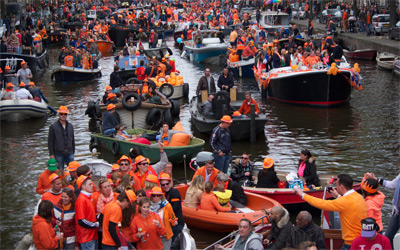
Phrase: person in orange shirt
[
  {"left": 361, "top": 178, "right": 385, "bottom": 233},
  {"left": 192, "top": 159, "right": 220, "bottom": 187},
  {"left": 36, "top": 159, "right": 58, "bottom": 195},
  {"left": 101, "top": 189, "right": 136, "bottom": 249},
  {"left": 130, "top": 197, "right": 166, "bottom": 250},
  {"left": 41, "top": 173, "right": 63, "bottom": 205},
  {"left": 200, "top": 181, "right": 231, "bottom": 212},
  {"left": 64, "top": 51, "right": 73, "bottom": 67},
  {"left": 82, "top": 52, "right": 90, "bottom": 69},
  {"left": 238, "top": 92, "right": 260, "bottom": 115},
  {"left": 117, "top": 155, "right": 142, "bottom": 192}
]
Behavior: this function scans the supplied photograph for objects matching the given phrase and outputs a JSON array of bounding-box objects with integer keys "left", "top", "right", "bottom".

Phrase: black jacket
[
  {"left": 267, "top": 209, "right": 293, "bottom": 250},
  {"left": 217, "top": 73, "right": 234, "bottom": 91},
  {"left": 227, "top": 179, "right": 247, "bottom": 205},
  {"left": 298, "top": 156, "right": 320, "bottom": 186},
  {"left": 286, "top": 222, "right": 326, "bottom": 249},
  {"left": 110, "top": 71, "right": 125, "bottom": 89},
  {"left": 165, "top": 187, "right": 185, "bottom": 230},
  {"left": 256, "top": 170, "right": 280, "bottom": 188},
  {"left": 48, "top": 120, "right": 75, "bottom": 156},
  {"left": 210, "top": 125, "right": 232, "bottom": 154},
  {"left": 230, "top": 160, "right": 254, "bottom": 186}
]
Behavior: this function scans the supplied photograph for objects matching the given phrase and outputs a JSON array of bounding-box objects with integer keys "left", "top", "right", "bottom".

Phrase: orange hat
[
  {"left": 21, "top": 61, "right": 27, "bottom": 66},
  {"left": 263, "top": 157, "right": 274, "bottom": 169},
  {"left": 5, "top": 65, "right": 11, "bottom": 70},
  {"left": 162, "top": 58, "right": 166, "bottom": 62},
  {"left": 145, "top": 174, "right": 159, "bottom": 184},
  {"left": 19, "top": 82, "right": 26, "bottom": 87},
  {"left": 111, "top": 164, "right": 120, "bottom": 171},
  {"left": 58, "top": 106, "right": 70, "bottom": 114},
  {"left": 118, "top": 155, "right": 132, "bottom": 164},
  {"left": 6, "top": 83, "right": 14, "bottom": 88},
  {"left": 134, "top": 155, "right": 148, "bottom": 165},
  {"left": 66, "top": 161, "right": 81, "bottom": 172},
  {"left": 220, "top": 115, "right": 233, "bottom": 123},
  {"left": 76, "top": 175, "right": 90, "bottom": 189},
  {"left": 62, "top": 47, "right": 66, "bottom": 49},
  {"left": 139, "top": 28, "right": 143, "bottom": 32},
  {"left": 160, "top": 173, "right": 172, "bottom": 181},
  {"left": 125, "top": 189, "right": 137, "bottom": 204},
  {"left": 273, "top": 39, "right": 279, "bottom": 43},
  {"left": 135, "top": 51, "right": 140, "bottom": 56},
  {"left": 268, "top": 43, "right": 273, "bottom": 47},
  {"left": 107, "top": 103, "right": 116, "bottom": 110},
  {"left": 105, "top": 85, "right": 112, "bottom": 91},
  {"left": 361, "top": 178, "right": 378, "bottom": 194},
  {"left": 28, "top": 82, "right": 35, "bottom": 86},
  {"left": 107, "top": 92, "right": 116, "bottom": 100},
  {"left": 89, "top": 39, "right": 94, "bottom": 42},
  {"left": 15, "top": 30, "right": 19, "bottom": 33},
  {"left": 150, "top": 186, "right": 164, "bottom": 195},
  {"left": 232, "top": 111, "right": 241, "bottom": 116},
  {"left": 48, "top": 173, "right": 60, "bottom": 184}
]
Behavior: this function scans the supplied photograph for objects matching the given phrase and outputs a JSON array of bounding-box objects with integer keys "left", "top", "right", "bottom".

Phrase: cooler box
[{"left": 288, "top": 179, "right": 303, "bottom": 189}]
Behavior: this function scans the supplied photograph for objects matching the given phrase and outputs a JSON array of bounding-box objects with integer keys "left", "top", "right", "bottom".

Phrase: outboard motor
[{"left": 192, "top": 151, "right": 214, "bottom": 169}]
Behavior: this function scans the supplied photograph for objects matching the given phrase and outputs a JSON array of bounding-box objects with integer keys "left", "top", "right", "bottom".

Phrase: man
[
  {"left": 75, "top": 175, "right": 99, "bottom": 249},
  {"left": 215, "top": 218, "right": 263, "bottom": 250},
  {"left": 36, "top": 158, "right": 58, "bottom": 195},
  {"left": 217, "top": 173, "right": 247, "bottom": 207},
  {"left": 160, "top": 173, "right": 185, "bottom": 244},
  {"left": 238, "top": 92, "right": 260, "bottom": 116},
  {"left": 192, "top": 158, "right": 219, "bottom": 187},
  {"left": 202, "top": 94, "right": 214, "bottom": 118},
  {"left": 66, "top": 161, "right": 80, "bottom": 184},
  {"left": 41, "top": 173, "right": 63, "bottom": 205},
  {"left": 196, "top": 68, "right": 216, "bottom": 95},
  {"left": 294, "top": 174, "right": 367, "bottom": 249},
  {"left": 350, "top": 217, "right": 391, "bottom": 250},
  {"left": 286, "top": 211, "right": 326, "bottom": 249},
  {"left": 242, "top": 42, "right": 255, "bottom": 60},
  {"left": 210, "top": 115, "right": 232, "bottom": 174},
  {"left": 110, "top": 65, "right": 125, "bottom": 93},
  {"left": 28, "top": 82, "right": 44, "bottom": 101},
  {"left": 229, "top": 28, "right": 238, "bottom": 47},
  {"left": 15, "top": 82, "right": 33, "bottom": 99},
  {"left": 165, "top": 54, "right": 175, "bottom": 73},
  {"left": 230, "top": 153, "right": 255, "bottom": 186},
  {"left": 102, "top": 104, "right": 119, "bottom": 136},
  {"left": 64, "top": 51, "right": 74, "bottom": 67},
  {"left": 102, "top": 86, "right": 112, "bottom": 104},
  {"left": 4, "top": 65, "right": 18, "bottom": 86},
  {"left": 217, "top": 68, "right": 234, "bottom": 92},
  {"left": 263, "top": 206, "right": 293, "bottom": 249},
  {"left": 48, "top": 106, "right": 75, "bottom": 172},
  {"left": 17, "top": 61, "right": 32, "bottom": 84}
]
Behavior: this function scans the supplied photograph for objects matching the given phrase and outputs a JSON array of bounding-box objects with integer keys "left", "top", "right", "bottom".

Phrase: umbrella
[{"left": 265, "top": 0, "right": 281, "bottom": 4}]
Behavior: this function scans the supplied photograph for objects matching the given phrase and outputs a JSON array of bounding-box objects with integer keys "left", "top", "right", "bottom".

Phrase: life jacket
[{"left": 236, "top": 37, "right": 245, "bottom": 50}]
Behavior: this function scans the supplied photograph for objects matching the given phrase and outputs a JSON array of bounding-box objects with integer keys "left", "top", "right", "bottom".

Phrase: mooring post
[{"left": 250, "top": 104, "right": 256, "bottom": 143}]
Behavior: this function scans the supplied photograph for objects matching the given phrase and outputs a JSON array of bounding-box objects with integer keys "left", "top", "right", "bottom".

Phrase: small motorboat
[
  {"left": 0, "top": 96, "right": 48, "bottom": 122},
  {"left": 394, "top": 59, "right": 400, "bottom": 75},
  {"left": 376, "top": 52, "right": 398, "bottom": 70},
  {"left": 250, "top": 11, "right": 291, "bottom": 36},
  {"left": 0, "top": 49, "right": 49, "bottom": 74},
  {"left": 343, "top": 49, "right": 377, "bottom": 60},
  {"left": 89, "top": 128, "right": 205, "bottom": 163},
  {"left": 51, "top": 65, "right": 102, "bottom": 83},
  {"left": 189, "top": 91, "right": 268, "bottom": 141},
  {"left": 175, "top": 184, "right": 280, "bottom": 232},
  {"left": 87, "top": 40, "right": 114, "bottom": 54},
  {"left": 228, "top": 58, "right": 255, "bottom": 78}
]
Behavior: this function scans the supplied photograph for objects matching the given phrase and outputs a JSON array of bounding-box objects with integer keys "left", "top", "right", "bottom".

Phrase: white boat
[
  {"left": 250, "top": 10, "right": 291, "bottom": 35},
  {"left": 0, "top": 95, "right": 48, "bottom": 122},
  {"left": 394, "top": 59, "right": 400, "bottom": 75},
  {"left": 228, "top": 58, "right": 256, "bottom": 78},
  {"left": 376, "top": 52, "right": 398, "bottom": 70}
]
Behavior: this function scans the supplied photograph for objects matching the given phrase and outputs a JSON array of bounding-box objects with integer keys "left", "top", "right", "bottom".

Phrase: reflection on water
[{"left": 0, "top": 37, "right": 399, "bottom": 248}]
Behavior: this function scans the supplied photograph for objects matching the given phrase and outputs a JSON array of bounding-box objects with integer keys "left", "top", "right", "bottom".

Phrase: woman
[
  {"left": 200, "top": 181, "right": 231, "bottom": 212},
  {"left": 256, "top": 157, "right": 280, "bottom": 188},
  {"left": 130, "top": 197, "right": 166, "bottom": 250},
  {"left": 32, "top": 200, "right": 63, "bottom": 249},
  {"left": 322, "top": 51, "right": 330, "bottom": 66},
  {"left": 361, "top": 178, "right": 385, "bottom": 233},
  {"left": 53, "top": 188, "right": 77, "bottom": 250},
  {"left": 144, "top": 174, "right": 159, "bottom": 198},
  {"left": 298, "top": 150, "right": 320, "bottom": 187},
  {"left": 149, "top": 187, "right": 178, "bottom": 250},
  {"left": 271, "top": 47, "right": 281, "bottom": 69},
  {"left": 185, "top": 175, "right": 204, "bottom": 208},
  {"left": 121, "top": 188, "right": 139, "bottom": 244}
]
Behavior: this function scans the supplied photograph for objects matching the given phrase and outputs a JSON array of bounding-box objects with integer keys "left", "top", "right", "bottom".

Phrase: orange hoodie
[
  {"left": 365, "top": 191, "right": 385, "bottom": 232},
  {"left": 36, "top": 169, "right": 54, "bottom": 195},
  {"left": 192, "top": 166, "right": 219, "bottom": 188},
  {"left": 200, "top": 192, "right": 230, "bottom": 212},
  {"left": 32, "top": 215, "right": 59, "bottom": 250}
]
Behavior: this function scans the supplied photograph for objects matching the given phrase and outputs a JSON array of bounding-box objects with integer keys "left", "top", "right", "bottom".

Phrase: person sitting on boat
[
  {"left": 217, "top": 68, "right": 234, "bottom": 92},
  {"left": 102, "top": 86, "right": 112, "bottom": 104},
  {"left": 28, "top": 82, "right": 43, "bottom": 102},
  {"left": 286, "top": 210, "right": 326, "bottom": 249},
  {"left": 360, "top": 178, "right": 385, "bottom": 234},
  {"left": 201, "top": 94, "right": 215, "bottom": 118},
  {"left": 350, "top": 217, "right": 391, "bottom": 250},
  {"left": 185, "top": 175, "right": 205, "bottom": 208},
  {"left": 64, "top": 51, "right": 74, "bottom": 67},
  {"left": 238, "top": 92, "right": 260, "bottom": 116},
  {"left": 15, "top": 82, "right": 33, "bottom": 100},
  {"left": 230, "top": 153, "right": 255, "bottom": 187},
  {"left": 110, "top": 65, "right": 126, "bottom": 93},
  {"left": 1, "top": 83, "right": 15, "bottom": 100},
  {"left": 196, "top": 68, "right": 216, "bottom": 96},
  {"left": 217, "top": 172, "right": 247, "bottom": 207},
  {"left": 105, "top": 92, "right": 119, "bottom": 105},
  {"left": 200, "top": 181, "right": 232, "bottom": 212},
  {"left": 242, "top": 41, "right": 255, "bottom": 60},
  {"left": 256, "top": 157, "right": 280, "bottom": 188},
  {"left": 102, "top": 104, "right": 120, "bottom": 136},
  {"left": 41, "top": 173, "right": 62, "bottom": 205},
  {"left": 298, "top": 150, "right": 320, "bottom": 188},
  {"left": 263, "top": 206, "right": 293, "bottom": 249},
  {"left": 213, "top": 183, "right": 232, "bottom": 208},
  {"left": 192, "top": 157, "right": 220, "bottom": 187}
]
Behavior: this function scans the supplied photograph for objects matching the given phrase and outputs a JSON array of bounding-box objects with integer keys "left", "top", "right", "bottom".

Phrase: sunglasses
[
  {"left": 160, "top": 182, "right": 170, "bottom": 187},
  {"left": 241, "top": 157, "right": 248, "bottom": 160},
  {"left": 59, "top": 113, "right": 68, "bottom": 116},
  {"left": 139, "top": 162, "right": 149, "bottom": 166},
  {"left": 120, "top": 163, "right": 129, "bottom": 166},
  {"left": 151, "top": 194, "right": 162, "bottom": 197}
]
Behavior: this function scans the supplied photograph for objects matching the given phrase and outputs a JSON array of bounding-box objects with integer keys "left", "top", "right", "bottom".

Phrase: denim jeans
[
  {"left": 102, "top": 244, "right": 118, "bottom": 250},
  {"left": 54, "top": 153, "right": 74, "bottom": 171},
  {"left": 213, "top": 153, "right": 231, "bottom": 174},
  {"left": 360, "top": 21, "right": 365, "bottom": 32},
  {"left": 341, "top": 243, "right": 351, "bottom": 250},
  {"left": 81, "top": 240, "right": 97, "bottom": 250},
  {"left": 103, "top": 128, "right": 116, "bottom": 136},
  {"left": 366, "top": 24, "right": 372, "bottom": 36},
  {"left": 385, "top": 211, "right": 400, "bottom": 249}
]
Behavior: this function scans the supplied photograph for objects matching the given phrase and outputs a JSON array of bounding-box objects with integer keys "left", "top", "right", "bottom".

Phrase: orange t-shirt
[
  {"left": 75, "top": 192, "right": 98, "bottom": 243},
  {"left": 64, "top": 55, "right": 73, "bottom": 67},
  {"left": 41, "top": 191, "right": 62, "bottom": 205},
  {"left": 102, "top": 201, "right": 122, "bottom": 246},
  {"left": 161, "top": 132, "right": 169, "bottom": 146}
]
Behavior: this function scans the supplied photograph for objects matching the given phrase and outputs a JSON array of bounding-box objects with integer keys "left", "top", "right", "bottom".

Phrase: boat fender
[
  {"left": 163, "top": 110, "right": 173, "bottom": 127},
  {"left": 89, "top": 137, "right": 99, "bottom": 152},
  {"left": 85, "top": 100, "right": 95, "bottom": 117},
  {"left": 126, "top": 77, "right": 139, "bottom": 85},
  {"left": 111, "top": 141, "right": 120, "bottom": 155},
  {"left": 146, "top": 108, "right": 162, "bottom": 126},
  {"left": 159, "top": 83, "right": 174, "bottom": 98},
  {"left": 94, "top": 102, "right": 102, "bottom": 118},
  {"left": 46, "top": 54, "right": 50, "bottom": 65},
  {"left": 122, "top": 93, "right": 142, "bottom": 111},
  {"left": 37, "top": 59, "right": 45, "bottom": 69},
  {"left": 182, "top": 83, "right": 189, "bottom": 98},
  {"left": 169, "top": 99, "right": 180, "bottom": 117}
]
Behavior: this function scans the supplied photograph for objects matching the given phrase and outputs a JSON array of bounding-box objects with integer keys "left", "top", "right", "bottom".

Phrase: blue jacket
[
  {"left": 210, "top": 125, "right": 231, "bottom": 154},
  {"left": 102, "top": 111, "right": 119, "bottom": 131}
]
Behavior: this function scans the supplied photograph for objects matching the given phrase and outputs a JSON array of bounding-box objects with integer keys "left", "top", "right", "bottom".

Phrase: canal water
[{"left": 1, "top": 37, "right": 399, "bottom": 248}]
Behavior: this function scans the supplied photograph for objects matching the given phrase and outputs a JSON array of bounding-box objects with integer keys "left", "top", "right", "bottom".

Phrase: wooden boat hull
[
  {"left": 88, "top": 41, "right": 114, "bottom": 54},
  {"left": 51, "top": 66, "right": 102, "bottom": 83},
  {"left": 176, "top": 184, "right": 280, "bottom": 232},
  {"left": 0, "top": 98, "right": 47, "bottom": 122},
  {"left": 91, "top": 129, "right": 205, "bottom": 163},
  {"left": 343, "top": 49, "right": 377, "bottom": 60},
  {"left": 0, "top": 50, "right": 49, "bottom": 74}
]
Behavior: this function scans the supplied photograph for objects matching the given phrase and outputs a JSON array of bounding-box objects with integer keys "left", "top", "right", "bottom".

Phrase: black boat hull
[
  {"left": 0, "top": 50, "right": 49, "bottom": 74},
  {"left": 51, "top": 66, "right": 102, "bottom": 83}
]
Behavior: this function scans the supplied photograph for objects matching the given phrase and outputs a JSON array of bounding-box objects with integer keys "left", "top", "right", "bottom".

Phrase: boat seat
[{"left": 234, "top": 207, "right": 255, "bottom": 213}]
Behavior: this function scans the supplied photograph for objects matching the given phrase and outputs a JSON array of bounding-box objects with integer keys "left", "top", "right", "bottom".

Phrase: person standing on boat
[
  {"left": 48, "top": 106, "right": 75, "bottom": 172},
  {"left": 17, "top": 61, "right": 32, "bottom": 85},
  {"left": 64, "top": 51, "right": 74, "bottom": 67},
  {"left": 286, "top": 211, "right": 326, "bottom": 249},
  {"left": 196, "top": 68, "right": 216, "bottom": 96},
  {"left": 294, "top": 174, "right": 367, "bottom": 250},
  {"left": 360, "top": 178, "right": 385, "bottom": 234},
  {"left": 217, "top": 68, "right": 234, "bottom": 92},
  {"left": 41, "top": 173, "right": 63, "bottom": 205},
  {"left": 210, "top": 115, "right": 232, "bottom": 174},
  {"left": 230, "top": 153, "right": 255, "bottom": 186},
  {"left": 308, "top": 18, "right": 314, "bottom": 37},
  {"left": 298, "top": 150, "right": 320, "bottom": 188},
  {"left": 110, "top": 65, "right": 126, "bottom": 93}
]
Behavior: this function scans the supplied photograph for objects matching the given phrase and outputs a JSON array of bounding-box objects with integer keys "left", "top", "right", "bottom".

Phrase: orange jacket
[
  {"left": 32, "top": 215, "right": 59, "bottom": 250},
  {"left": 365, "top": 191, "right": 385, "bottom": 232},
  {"left": 130, "top": 212, "right": 166, "bottom": 250},
  {"left": 64, "top": 55, "right": 73, "bottom": 67},
  {"left": 200, "top": 192, "right": 230, "bottom": 212},
  {"left": 36, "top": 169, "right": 54, "bottom": 195},
  {"left": 238, "top": 98, "right": 260, "bottom": 115},
  {"left": 41, "top": 191, "right": 62, "bottom": 205},
  {"left": 160, "top": 202, "right": 177, "bottom": 240},
  {"left": 192, "top": 166, "right": 219, "bottom": 187}
]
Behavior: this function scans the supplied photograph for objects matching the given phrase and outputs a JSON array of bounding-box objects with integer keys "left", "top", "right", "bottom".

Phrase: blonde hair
[
  {"left": 187, "top": 175, "right": 205, "bottom": 193},
  {"left": 144, "top": 181, "right": 157, "bottom": 191}
]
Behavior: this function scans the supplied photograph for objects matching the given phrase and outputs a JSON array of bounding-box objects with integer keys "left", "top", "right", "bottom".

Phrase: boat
[
  {"left": 116, "top": 55, "right": 150, "bottom": 82},
  {"left": 250, "top": 10, "right": 291, "bottom": 36},
  {"left": 189, "top": 91, "right": 268, "bottom": 141},
  {"left": 87, "top": 40, "right": 114, "bottom": 54},
  {"left": 254, "top": 58, "right": 363, "bottom": 107},
  {"left": 0, "top": 96, "right": 48, "bottom": 122},
  {"left": 60, "top": 21, "right": 84, "bottom": 31},
  {"left": 175, "top": 183, "right": 280, "bottom": 232},
  {"left": 228, "top": 58, "right": 255, "bottom": 78},
  {"left": 90, "top": 128, "right": 205, "bottom": 163},
  {"left": 0, "top": 49, "right": 49, "bottom": 74},
  {"left": 183, "top": 31, "right": 228, "bottom": 65},
  {"left": 51, "top": 65, "right": 102, "bottom": 83},
  {"left": 108, "top": 26, "right": 164, "bottom": 47},
  {"left": 394, "top": 59, "right": 400, "bottom": 75},
  {"left": 343, "top": 49, "right": 377, "bottom": 60},
  {"left": 42, "top": 29, "right": 68, "bottom": 47},
  {"left": 376, "top": 52, "right": 398, "bottom": 70}
]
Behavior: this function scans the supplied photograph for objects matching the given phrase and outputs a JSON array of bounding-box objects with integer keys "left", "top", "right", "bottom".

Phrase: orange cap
[
  {"left": 7, "top": 82, "right": 14, "bottom": 88},
  {"left": 21, "top": 61, "right": 27, "bottom": 66},
  {"left": 361, "top": 179, "right": 378, "bottom": 194},
  {"left": 66, "top": 161, "right": 81, "bottom": 172},
  {"left": 125, "top": 189, "right": 137, "bottom": 204},
  {"left": 145, "top": 174, "right": 159, "bottom": 184},
  {"left": 58, "top": 106, "right": 70, "bottom": 114},
  {"left": 263, "top": 157, "right": 274, "bottom": 169},
  {"left": 107, "top": 92, "right": 116, "bottom": 100},
  {"left": 76, "top": 175, "right": 90, "bottom": 189},
  {"left": 28, "top": 82, "right": 35, "bottom": 86},
  {"left": 162, "top": 58, "right": 166, "bottom": 62},
  {"left": 48, "top": 173, "right": 60, "bottom": 184},
  {"left": 5, "top": 66, "right": 11, "bottom": 70},
  {"left": 118, "top": 155, "right": 132, "bottom": 165},
  {"left": 112, "top": 164, "right": 120, "bottom": 171},
  {"left": 220, "top": 115, "right": 233, "bottom": 123},
  {"left": 150, "top": 186, "right": 164, "bottom": 195},
  {"left": 19, "top": 82, "right": 26, "bottom": 87},
  {"left": 107, "top": 103, "right": 116, "bottom": 110},
  {"left": 232, "top": 111, "right": 241, "bottom": 116},
  {"left": 159, "top": 173, "right": 171, "bottom": 181}
]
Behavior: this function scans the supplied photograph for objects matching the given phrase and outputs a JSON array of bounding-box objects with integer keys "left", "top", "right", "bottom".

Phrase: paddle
[{"left": 40, "top": 94, "right": 58, "bottom": 115}]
